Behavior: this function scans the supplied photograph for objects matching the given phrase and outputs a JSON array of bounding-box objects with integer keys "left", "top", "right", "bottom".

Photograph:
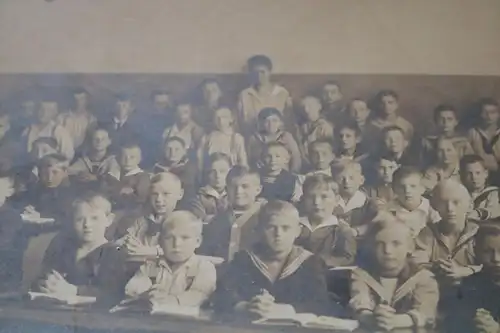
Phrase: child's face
[
  {"left": 0, "top": 178, "right": 14, "bottom": 207},
  {"left": 322, "top": 84, "right": 342, "bottom": 105},
  {"left": 91, "top": 129, "right": 111, "bottom": 152},
  {"left": 175, "top": 104, "right": 192, "bottom": 124},
  {"left": 309, "top": 143, "right": 335, "bottom": 170},
  {"left": 74, "top": 93, "right": 88, "bottom": 110},
  {"left": 0, "top": 116, "right": 10, "bottom": 139},
  {"left": 394, "top": 175, "right": 424, "bottom": 208},
  {"left": 433, "top": 189, "right": 470, "bottom": 231},
  {"left": 202, "top": 82, "right": 222, "bottom": 104},
  {"left": 463, "top": 162, "right": 488, "bottom": 191},
  {"left": 349, "top": 100, "right": 370, "bottom": 124},
  {"left": 149, "top": 181, "right": 183, "bottom": 215},
  {"left": 250, "top": 65, "right": 271, "bottom": 85},
  {"left": 377, "top": 159, "right": 399, "bottom": 184},
  {"left": 214, "top": 108, "right": 233, "bottom": 131},
  {"left": 335, "top": 168, "right": 364, "bottom": 197},
  {"left": 262, "top": 114, "right": 282, "bottom": 134},
  {"left": 164, "top": 140, "right": 186, "bottom": 164},
  {"left": 115, "top": 100, "right": 133, "bottom": 120},
  {"left": 207, "top": 159, "right": 230, "bottom": 191},
  {"left": 436, "top": 140, "right": 458, "bottom": 166},
  {"left": 303, "top": 186, "right": 337, "bottom": 220},
  {"left": 436, "top": 110, "right": 458, "bottom": 134},
  {"left": 227, "top": 174, "right": 262, "bottom": 209},
  {"left": 373, "top": 226, "right": 412, "bottom": 273},
  {"left": 37, "top": 102, "right": 58, "bottom": 124},
  {"left": 301, "top": 97, "right": 322, "bottom": 122},
  {"left": 339, "top": 128, "right": 359, "bottom": 151},
  {"left": 384, "top": 130, "right": 407, "bottom": 154},
  {"left": 481, "top": 104, "right": 500, "bottom": 127},
  {"left": 119, "top": 147, "right": 141, "bottom": 171},
  {"left": 39, "top": 165, "right": 67, "bottom": 188},
  {"left": 31, "top": 142, "right": 57, "bottom": 160},
  {"left": 261, "top": 215, "right": 301, "bottom": 256},
  {"left": 153, "top": 94, "right": 171, "bottom": 111},
  {"left": 160, "top": 224, "right": 201, "bottom": 264},
  {"left": 72, "top": 203, "right": 111, "bottom": 244},
  {"left": 263, "top": 146, "right": 290, "bottom": 174},
  {"left": 380, "top": 95, "right": 398, "bottom": 116},
  {"left": 477, "top": 235, "right": 500, "bottom": 279}
]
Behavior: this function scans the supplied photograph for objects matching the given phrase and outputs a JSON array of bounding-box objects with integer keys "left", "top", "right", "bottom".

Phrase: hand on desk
[
  {"left": 475, "top": 308, "right": 500, "bottom": 333},
  {"left": 236, "top": 289, "right": 276, "bottom": 319},
  {"left": 373, "top": 304, "right": 397, "bottom": 332},
  {"left": 38, "top": 270, "right": 77, "bottom": 300}
]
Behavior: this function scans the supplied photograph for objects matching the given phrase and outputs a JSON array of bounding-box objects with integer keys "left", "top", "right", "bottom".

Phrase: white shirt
[
  {"left": 300, "top": 215, "right": 339, "bottom": 232},
  {"left": 386, "top": 198, "right": 441, "bottom": 237},
  {"left": 338, "top": 190, "right": 367, "bottom": 213}
]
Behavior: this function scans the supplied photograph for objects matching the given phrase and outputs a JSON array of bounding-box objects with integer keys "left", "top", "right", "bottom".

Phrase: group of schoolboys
[{"left": 0, "top": 55, "right": 500, "bottom": 333}]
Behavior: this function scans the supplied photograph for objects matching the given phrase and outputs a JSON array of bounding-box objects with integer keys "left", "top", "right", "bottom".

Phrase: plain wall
[{"left": 0, "top": 0, "right": 499, "bottom": 74}]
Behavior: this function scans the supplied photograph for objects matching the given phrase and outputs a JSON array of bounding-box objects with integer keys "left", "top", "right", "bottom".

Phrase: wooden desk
[{"left": 0, "top": 302, "right": 438, "bottom": 333}]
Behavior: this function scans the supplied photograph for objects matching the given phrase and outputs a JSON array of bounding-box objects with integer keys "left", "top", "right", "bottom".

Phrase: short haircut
[
  {"left": 433, "top": 104, "right": 458, "bottom": 122},
  {"left": 322, "top": 80, "right": 342, "bottom": 92},
  {"left": 381, "top": 125, "right": 406, "bottom": 138},
  {"left": 226, "top": 165, "right": 260, "bottom": 185},
  {"left": 392, "top": 166, "right": 422, "bottom": 186},
  {"left": 200, "top": 78, "right": 220, "bottom": 88},
  {"left": 478, "top": 97, "right": 499, "bottom": 110},
  {"left": 160, "top": 210, "right": 203, "bottom": 238},
  {"left": 375, "top": 152, "right": 400, "bottom": 165},
  {"left": 32, "top": 137, "right": 58, "bottom": 150},
  {"left": 475, "top": 224, "right": 500, "bottom": 251},
  {"left": 430, "top": 179, "right": 471, "bottom": 207},
  {"left": 258, "top": 107, "right": 283, "bottom": 123},
  {"left": 258, "top": 200, "right": 299, "bottom": 227},
  {"left": 460, "top": 154, "right": 486, "bottom": 172},
  {"left": 119, "top": 141, "right": 142, "bottom": 153},
  {"left": 71, "top": 192, "right": 112, "bottom": 216},
  {"left": 164, "top": 136, "right": 187, "bottom": 148},
  {"left": 302, "top": 174, "right": 339, "bottom": 195},
  {"left": 309, "top": 139, "right": 334, "bottom": 152},
  {"left": 247, "top": 54, "right": 273, "bottom": 71},
  {"left": 301, "top": 94, "right": 322, "bottom": 105},
  {"left": 207, "top": 152, "right": 231, "bottom": 169},
  {"left": 262, "top": 142, "right": 291, "bottom": 159},
  {"left": 338, "top": 121, "right": 362, "bottom": 137},
  {"left": 37, "top": 153, "right": 69, "bottom": 170},
  {"left": 150, "top": 172, "right": 182, "bottom": 189},
  {"left": 365, "top": 211, "right": 412, "bottom": 243},
  {"left": 175, "top": 100, "right": 192, "bottom": 109},
  {"left": 375, "top": 89, "right": 399, "bottom": 102},
  {"left": 331, "top": 160, "right": 363, "bottom": 178}
]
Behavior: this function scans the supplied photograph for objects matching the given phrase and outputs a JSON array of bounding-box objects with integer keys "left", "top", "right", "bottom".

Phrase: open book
[
  {"left": 27, "top": 291, "right": 96, "bottom": 306},
  {"left": 253, "top": 304, "right": 358, "bottom": 331}
]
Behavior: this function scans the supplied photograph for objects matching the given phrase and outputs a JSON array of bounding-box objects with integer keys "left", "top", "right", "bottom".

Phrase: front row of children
[{"left": 17, "top": 157, "right": 500, "bottom": 332}]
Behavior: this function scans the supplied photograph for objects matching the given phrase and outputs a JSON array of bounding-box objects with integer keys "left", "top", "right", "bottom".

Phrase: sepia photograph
[{"left": 0, "top": 0, "right": 499, "bottom": 332}]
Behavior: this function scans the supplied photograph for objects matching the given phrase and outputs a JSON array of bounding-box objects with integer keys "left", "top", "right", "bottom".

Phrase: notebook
[
  {"left": 150, "top": 301, "right": 201, "bottom": 318},
  {"left": 252, "top": 304, "right": 358, "bottom": 331},
  {"left": 27, "top": 291, "right": 96, "bottom": 306}
]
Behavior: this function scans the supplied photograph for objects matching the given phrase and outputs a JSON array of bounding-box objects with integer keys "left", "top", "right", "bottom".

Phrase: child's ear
[
  {"left": 194, "top": 236, "right": 202, "bottom": 249},
  {"left": 107, "top": 212, "right": 116, "bottom": 225},
  {"left": 177, "top": 188, "right": 185, "bottom": 200}
]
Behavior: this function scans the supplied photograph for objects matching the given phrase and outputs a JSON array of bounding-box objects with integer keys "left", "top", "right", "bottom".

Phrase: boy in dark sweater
[{"left": 215, "top": 200, "right": 338, "bottom": 320}]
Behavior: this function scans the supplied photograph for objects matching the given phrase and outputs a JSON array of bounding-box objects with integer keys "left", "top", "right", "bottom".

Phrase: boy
[
  {"left": 460, "top": 154, "right": 500, "bottom": 221},
  {"left": 421, "top": 104, "right": 472, "bottom": 167},
  {"left": 105, "top": 93, "right": 140, "bottom": 153},
  {"left": 320, "top": 80, "right": 347, "bottom": 126},
  {"left": 365, "top": 154, "right": 400, "bottom": 206},
  {"left": 215, "top": 200, "right": 335, "bottom": 318},
  {"left": 162, "top": 101, "right": 204, "bottom": 153},
  {"left": 195, "top": 78, "right": 225, "bottom": 130},
  {"left": 124, "top": 211, "right": 216, "bottom": 307},
  {"left": 385, "top": 167, "right": 441, "bottom": 238},
  {"left": 347, "top": 98, "right": 381, "bottom": 151},
  {"left": 422, "top": 137, "right": 461, "bottom": 193},
  {"left": 237, "top": 55, "right": 293, "bottom": 137},
  {"left": 259, "top": 142, "right": 301, "bottom": 203},
  {"left": 412, "top": 180, "right": 480, "bottom": 285},
  {"left": 153, "top": 136, "right": 198, "bottom": 198},
  {"left": 349, "top": 216, "right": 439, "bottom": 331},
  {"left": 200, "top": 166, "right": 266, "bottom": 261},
  {"left": 379, "top": 125, "right": 416, "bottom": 167},
  {"left": 68, "top": 126, "right": 120, "bottom": 186},
  {"left": 104, "top": 142, "right": 151, "bottom": 209},
  {"left": 296, "top": 95, "right": 335, "bottom": 163},
  {"left": 33, "top": 193, "right": 124, "bottom": 306},
  {"left": 336, "top": 122, "right": 368, "bottom": 163},
  {"left": 371, "top": 89, "right": 414, "bottom": 142},
  {"left": 56, "top": 88, "right": 97, "bottom": 150},
  {"left": 332, "top": 161, "right": 372, "bottom": 237},
  {"left": 118, "top": 172, "right": 184, "bottom": 267},
  {"left": 22, "top": 93, "right": 74, "bottom": 161},
  {"left": 0, "top": 174, "right": 25, "bottom": 291},
  {"left": 299, "top": 140, "right": 335, "bottom": 181},
  {"left": 296, "top": 174, "right": 357, "bottom": 267}
]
